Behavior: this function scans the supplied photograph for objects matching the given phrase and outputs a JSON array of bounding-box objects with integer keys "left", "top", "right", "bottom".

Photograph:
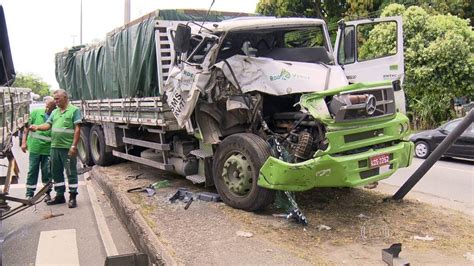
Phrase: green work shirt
[
  {"left": 27, "top": 108, "right": 52, "bottom": 155},
  {"left": 47, "top": 104, "right": 82, "bottom": 149}
]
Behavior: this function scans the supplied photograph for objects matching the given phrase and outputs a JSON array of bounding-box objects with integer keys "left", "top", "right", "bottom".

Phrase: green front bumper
[{"left": 258, "top": 141, "right": 414, "bottom": 192}]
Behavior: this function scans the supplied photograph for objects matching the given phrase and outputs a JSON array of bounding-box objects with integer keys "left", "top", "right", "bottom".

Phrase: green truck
[{"left": 55, "top": 9, "right": 413, "bottom": 211}]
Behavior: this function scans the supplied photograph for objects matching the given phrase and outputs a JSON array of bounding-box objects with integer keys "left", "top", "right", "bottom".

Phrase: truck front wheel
[
  {"left": 90, "top": 125, "right": 114, "bottom": 166},
  {"left": 213, "top": 133, "right": 275, "bottom": 211}
]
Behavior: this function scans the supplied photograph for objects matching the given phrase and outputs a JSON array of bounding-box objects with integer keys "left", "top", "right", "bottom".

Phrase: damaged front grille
[
  {"left": 344, "top": 129, "right": 384, "bottom": 143},
  {"left": 329, "top": 86, "right": 395, "bottom": 122}
]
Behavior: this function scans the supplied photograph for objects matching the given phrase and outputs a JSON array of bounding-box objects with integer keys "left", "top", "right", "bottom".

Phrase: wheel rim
[
  {"left": 77, "top": 138, "right": 86, "bottom": 161},
  {"left": 415, "top": 143, "right": 427, "bottom": 157},
  {"left": 91, "top": 131, "right": 100, "bottom": 161},
  {"left": 222, "top": 153, "right": 252, "bottom": 196}
]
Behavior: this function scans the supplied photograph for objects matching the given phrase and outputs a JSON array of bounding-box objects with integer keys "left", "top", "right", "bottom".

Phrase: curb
[{"left": 91, "top": 166, "right": 178, "bottom": 265}]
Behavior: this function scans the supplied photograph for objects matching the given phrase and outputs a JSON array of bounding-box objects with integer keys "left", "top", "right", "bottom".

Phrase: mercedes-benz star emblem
[{"left": 365, "top": 95, "right": 377, "bottom": 115}]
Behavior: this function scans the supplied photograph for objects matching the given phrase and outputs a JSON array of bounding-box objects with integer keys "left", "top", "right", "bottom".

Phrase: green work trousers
[
  {"left": 50, "top": 148, "right": 78, "bottom": 196},
  {"left": 26, "top": 153, "right": 52, "bottom": 197}
]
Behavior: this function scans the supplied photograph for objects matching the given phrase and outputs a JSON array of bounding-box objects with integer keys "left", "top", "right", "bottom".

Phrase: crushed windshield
[{"left": 216, "top": 25, "right": 332, "bottom": 64}]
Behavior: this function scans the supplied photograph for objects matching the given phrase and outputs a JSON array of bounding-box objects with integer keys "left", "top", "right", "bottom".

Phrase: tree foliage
[
  {"left": 256, "top": 0, "right": 347, "bottom": 22},
  {"left": 12, "top": 73, "right": 51, "bottom": 98},
  {"left": 256, "top": 0, "right": 472, "bottom": 24},
  {"left": 359, "top": 4, "right": 473, "bottom": 128},
  {"left": 255, "top": 0, "right": 348, "bottom": 43},
  {"left": 380, "top": 0, "right": 473, "bottom": 21}
]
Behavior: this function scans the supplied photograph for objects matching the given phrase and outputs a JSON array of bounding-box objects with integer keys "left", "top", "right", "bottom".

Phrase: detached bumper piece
[{"left": 258, "top": 141, "right": 413, "bottom": 192}]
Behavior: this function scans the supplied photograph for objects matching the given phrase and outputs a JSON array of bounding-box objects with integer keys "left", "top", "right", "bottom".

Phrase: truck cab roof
[{"left": 195, "top": 17, "right": 327, "bottom": 33}]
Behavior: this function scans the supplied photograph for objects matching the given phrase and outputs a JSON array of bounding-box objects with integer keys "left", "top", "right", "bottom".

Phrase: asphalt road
[
  {"left": 381, "top": 157, "right": 473, "bottom": 206},
  {"left": 0, "top": 137, "right": 136, "bottom": 265},
  {"left": 1, "top": 132, "right": 472, "bottom": 263}
]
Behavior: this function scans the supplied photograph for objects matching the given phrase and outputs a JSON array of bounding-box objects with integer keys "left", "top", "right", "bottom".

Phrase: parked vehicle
[
  {"left": 410, "top": 118, "right": 474, "bottom": 159},
  {"left": 0, "top": 5, "right": 30, "bottom": 153},
  {"left": 55, "top": 9, "right": 413, "bottom": 211}
]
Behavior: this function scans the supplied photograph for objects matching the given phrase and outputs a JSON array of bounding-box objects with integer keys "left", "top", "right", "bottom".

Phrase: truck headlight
[{"left": 399, "top": 122, "right": 409, "bottom": 134}]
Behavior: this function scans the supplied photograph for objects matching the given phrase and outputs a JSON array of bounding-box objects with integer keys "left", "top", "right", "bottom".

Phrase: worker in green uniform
[
  {"left": 30, "top": 89, "right": 82, "bottom": 208},
  {"left": 21, "top": 98, "right": 56, "bottom": 201}
]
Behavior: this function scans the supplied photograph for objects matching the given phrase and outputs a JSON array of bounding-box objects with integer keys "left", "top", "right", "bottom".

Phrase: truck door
[{"left": 334, "top": 16, "right": 406, "bottom": 112}]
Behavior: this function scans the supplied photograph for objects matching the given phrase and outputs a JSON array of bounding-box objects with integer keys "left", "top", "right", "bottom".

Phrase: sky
[{"left": 0, "top": 0, "right": 258, "bottom": 89}]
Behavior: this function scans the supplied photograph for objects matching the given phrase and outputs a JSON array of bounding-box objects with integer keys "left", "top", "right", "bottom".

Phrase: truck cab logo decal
[
  {"left": 270, "top": 69, "right": 291, "bottom": 81},
  {"left": 366, "top": 95, "right": 377, "bottom": 115},
  {"left": 270, "top": 68, "right": 310, "bottom": 81}
]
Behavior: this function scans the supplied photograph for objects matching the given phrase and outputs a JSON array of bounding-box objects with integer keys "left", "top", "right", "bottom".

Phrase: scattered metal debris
[
  {"left": 125, "top": 173, "right": 143, "bottom": 180},
  {"left": 127, "top": 180, "right": 172, "bottom": 197},
  {"left": 463, "top": 252, "right": 474, "bottom": 261},
  {"left": 236, "top": 231, "right": 253, "bottom": 238},
  {"left": 41, "top": 209, "right": 64, "bottom": 220},
  {"left": 316, "top": 224, "right": 332, "bottom": 231},
  {"left": 273, "top": 191, "right": 308, "bottom": 226},
  {"left": 169, "top": 188, "right": 222, "bottom": 210},
  {"left": 413, "top": 235, "right": 435, "bottom": 241},
  {"left": 382, "top": 243, "right": 409, "bottom": 266},
  {"left": 127, "top": 185, "right": 157, "bottom": 197}
]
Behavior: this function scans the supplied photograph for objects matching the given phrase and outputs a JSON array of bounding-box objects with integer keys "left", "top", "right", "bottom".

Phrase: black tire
[
  {"left": 78, "top": 126, "right": 94, "bottom": 166},
  {"left": 414, "top": 140, "right": 430, "bottom": 159},
  {"left": 90, "top": 125, "right": 114, "bottom": 166},
  {"left": 213, "top": 133, "right": 275, "bottom": 211}
]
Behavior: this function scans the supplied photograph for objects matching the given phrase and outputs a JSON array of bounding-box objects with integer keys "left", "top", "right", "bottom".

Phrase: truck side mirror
[
  {"left": 392, "top": 79, "right": 402, "bottom": 91},
  {"left": 174, "top": 24, "right": 191, "bottom": 54}
]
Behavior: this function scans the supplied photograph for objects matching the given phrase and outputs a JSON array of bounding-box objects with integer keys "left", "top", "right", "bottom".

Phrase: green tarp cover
[{"left": 55, "top": 9, "right": 252, "bottom": 100}]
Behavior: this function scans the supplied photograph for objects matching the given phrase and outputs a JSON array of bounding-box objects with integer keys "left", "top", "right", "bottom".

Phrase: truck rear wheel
[
  {"left": 213, "top": 133, "right": 275, "bottom": 211},
  {"left": 90, "top": 125, "right": 114, "bottom": 166},
  {"left": 78, "top": 126, "right": 94, "bottom": 166}
]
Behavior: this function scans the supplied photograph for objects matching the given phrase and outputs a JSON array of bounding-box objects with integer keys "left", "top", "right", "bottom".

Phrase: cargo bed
[{"left": 72, "top": 97, "right": 180, "bottom": 131}]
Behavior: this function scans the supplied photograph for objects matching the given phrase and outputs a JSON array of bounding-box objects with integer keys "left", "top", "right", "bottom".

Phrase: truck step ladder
[
  {"left": 112, "top": 150, "right": 174, "bottom": 171},
  {"left": 190, "top": 149, "right": 213, "bottom": 159},
  {"left": 122, "top": 137, "right": 171, "bottom": 151}
]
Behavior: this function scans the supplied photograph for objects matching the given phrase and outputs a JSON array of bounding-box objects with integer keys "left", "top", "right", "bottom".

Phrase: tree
[
  {"left": 256, "top": 0, "right": 347, "bottom": 21},
  {"left": 359, "top": 4, "right": 474, "bottom": 128},
  {"left": 12, "top": 73, "right": 51, "bottom": 98},
  {"left": 256, "top": 0, "right": 348, "bottom": 43},
  {"left": 379, "top": 0, "right": 473, "bottom": 21}
]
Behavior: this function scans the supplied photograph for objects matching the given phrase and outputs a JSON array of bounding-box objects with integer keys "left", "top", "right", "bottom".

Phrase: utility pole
[
  {"left": 71, "top": 35, "right": 77, "bottom": 46},
  {"left": 80, "top": 0, "right": 83, "bottom": 44},
  {"left": 124, "top": 0, "right": 130, "bottom": 24}
]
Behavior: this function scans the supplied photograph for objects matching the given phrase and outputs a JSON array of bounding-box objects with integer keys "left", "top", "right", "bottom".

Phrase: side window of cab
[{"left": 186, "top": 35, "right": 215, "bottom": 64}]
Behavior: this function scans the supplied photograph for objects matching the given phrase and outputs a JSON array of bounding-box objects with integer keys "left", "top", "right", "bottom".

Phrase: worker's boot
[
  {"left": 46, "top": 195, "right": 66, "bottom": 205},
  {"left": 68, "top": 192, "right": 77, "bottom": 208}
]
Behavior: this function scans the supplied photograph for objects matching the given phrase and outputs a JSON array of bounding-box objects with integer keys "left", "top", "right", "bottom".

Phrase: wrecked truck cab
[{"left": 163, "top": 16, "right": 412, "bottom": 211}]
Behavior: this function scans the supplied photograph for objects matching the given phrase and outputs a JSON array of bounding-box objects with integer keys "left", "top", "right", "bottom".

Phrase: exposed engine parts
[
  {"left": 201, "top": 69, "right": 330, "bottom": 164},
  {"left": 294, "top": 131, "right": 313, "bottom": 161}
]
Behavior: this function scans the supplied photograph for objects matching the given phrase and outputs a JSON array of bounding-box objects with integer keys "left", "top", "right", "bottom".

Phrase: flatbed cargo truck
[{"left": 55, "top": 9, "right": 413, "bottom": 211}]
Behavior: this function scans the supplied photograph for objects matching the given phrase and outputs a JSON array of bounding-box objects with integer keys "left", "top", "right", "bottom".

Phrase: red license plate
[{"left": 369, "top": 153, "right": 390, "bottom": 168}]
